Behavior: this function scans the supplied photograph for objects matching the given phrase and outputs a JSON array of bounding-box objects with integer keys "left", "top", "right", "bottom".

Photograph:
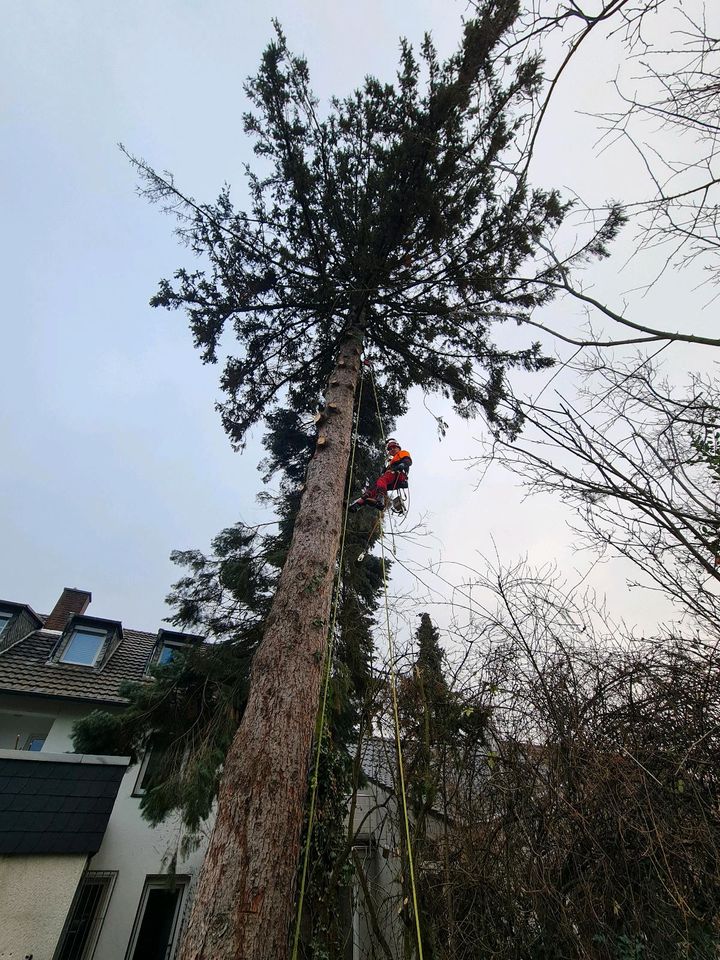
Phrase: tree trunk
[{"left": 177, "top": 327, "right": 365, "bottom": 960}]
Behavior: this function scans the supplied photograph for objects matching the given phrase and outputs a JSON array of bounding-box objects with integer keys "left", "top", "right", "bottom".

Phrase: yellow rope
[
  {"left": 369, "top": 367, "right": 425, "bottom": 960},
  {"left": 291, "top": 365, "right": 365, "bottom": 960}
]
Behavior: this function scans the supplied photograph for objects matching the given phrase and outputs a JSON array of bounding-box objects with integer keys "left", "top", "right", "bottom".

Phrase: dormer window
[
  {"left": 61, "top": 626, "right": 107, "bottom": 666},
  {"left": 54, "top": 613, "right": 122, "bottom": 668},
  {"left": 0, "top": 600, "right": 42, "bottom": 654},
  {"left": 158, "top": 642, "right": 182, "bottom": 665},
  {"left": 151, "top": 628, "right": 204, "bottom": 671}
]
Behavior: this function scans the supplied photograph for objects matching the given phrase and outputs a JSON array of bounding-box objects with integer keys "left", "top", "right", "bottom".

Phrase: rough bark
[{"left": 177, "top": 326, "right": 364, "bottom": 960}]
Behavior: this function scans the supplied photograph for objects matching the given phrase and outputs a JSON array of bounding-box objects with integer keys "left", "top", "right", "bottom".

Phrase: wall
[
  {"left": 0, "top": 853, "right": 86, "bottom": 960},
  {"left": 0, "top": 693, "right": 209, "bottom": 960},
  {"left": 88, "top": 763, "right": 209, "bottom": 960},
  {"left": 42, "top": 703, "right": 96, "bottom": 754},
  {"left": 0, "top": 694, "right": 98, "bottom": 754},
  {"left": 351, "top": 782, "right": 405, "bottom": 960}
]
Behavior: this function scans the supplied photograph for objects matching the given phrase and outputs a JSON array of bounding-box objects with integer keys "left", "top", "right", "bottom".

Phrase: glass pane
[
  {"left": 130, "top": 886, "right": 182, "bottom": 960},
  {"left": 139, "top": 749, "right": 165, "bottom": 792},
  {"left": 26, "top": 737, "right": 45, "bottom": 752},
  {"left": 62, "top": 630, "right": 104, "bottom": 665},
  {"left": 158, "top": 645, "right": 175, "bottom": 665},
  {"left": 0, "top": 613, "right": 12, "bottom": 634},
  {"left": 56, "top": 876, "right": 109, "bottom": 960}
]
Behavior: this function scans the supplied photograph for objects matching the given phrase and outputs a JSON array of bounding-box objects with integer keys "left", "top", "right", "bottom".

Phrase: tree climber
[{"left": 349, "top": 438, "right": 412, "bottom": 512}]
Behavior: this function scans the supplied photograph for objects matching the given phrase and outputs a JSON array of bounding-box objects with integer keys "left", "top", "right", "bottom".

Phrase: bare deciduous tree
[
  {"left": 481, "top": 356, "right": 720, "bottom": 632},
  {"left": 373, "top": 561, "right": 720, "bottom": 959}
]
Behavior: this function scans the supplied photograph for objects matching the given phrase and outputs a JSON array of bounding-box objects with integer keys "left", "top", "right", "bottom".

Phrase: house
[
  {"left": 0, "top": 587, "right": 404, "bottom": 960},
  {"left": 0, "top": 588, "right": 210, "bottom": 960}
]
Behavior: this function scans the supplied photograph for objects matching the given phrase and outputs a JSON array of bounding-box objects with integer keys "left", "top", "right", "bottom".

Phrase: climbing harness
[{"left": 390, "top": 492, "right": 407, "bottom": 514}]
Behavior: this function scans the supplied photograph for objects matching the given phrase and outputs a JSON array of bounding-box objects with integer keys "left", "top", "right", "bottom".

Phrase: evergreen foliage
[
  {"left": 73, "top": 391, "right": 394, "bottom": 958},
  {"left": 400, "top": 613, "right": 489, "bottom": 777},
  {"left": 77, "top": 4, "right": 625, "bottom": 953},
  {"left": 416, "top": 611, "right": 445, "bottom": 680},
  {"left": 392, "top": 614, "right": 491, "bottom": 957},
  {"left": 72, "top": 391, "right": 390, "bottom": 956},
  {"left": 123, "top": 0, "right": 591, "bottom": 447},
  {"left": 72, "top": 402, "right": 383, "bottom": 829}
]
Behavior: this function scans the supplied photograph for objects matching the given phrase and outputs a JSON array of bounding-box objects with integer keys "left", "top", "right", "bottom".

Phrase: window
[
  {"left": 157, "top": 644, "right": 176, "bottom": 665},
  {"left": 61, "top": 627, "right": 106, "bottom": 666},
  {"left": 0, "top": 611, "right": 12, "bottom": 635},
  {"left": 151, "top": 630, "right": 201, "bottom": 674},
  {"left": 24, "top": 735, "right": 45, "bottom": 752},
  {"left": 132, "top": 748, "right": 166, "bottom": 796},
  {"left": 54, "top": 871, "right": 116, "bottom": 960},
  {"left": 157, "top": 641, "right": 187, "bottom": 666},
  {"left": 125, "top": 876, "right": 188, "bottom": 960}
]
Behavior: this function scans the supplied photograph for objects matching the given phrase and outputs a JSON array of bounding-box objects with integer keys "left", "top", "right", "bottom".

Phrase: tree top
[{"left": 129, "top": 0, "right": 580, "bottom": 446}]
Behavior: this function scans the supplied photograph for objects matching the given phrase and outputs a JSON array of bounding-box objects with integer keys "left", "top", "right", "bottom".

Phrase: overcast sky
[{"left": 1, "top": 1, "right": 716, "bottom": 638}]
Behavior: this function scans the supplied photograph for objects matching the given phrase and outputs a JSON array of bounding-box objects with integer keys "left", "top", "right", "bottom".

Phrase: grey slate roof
[
  {"left": 0, "top": 620, "right": 157, "bottom": 704},
  {"left": 0, "top": 751, "right": 128, "bottom": 855},
  {"left": 361, "top": 736, "right": 397, "bottom": 791}
]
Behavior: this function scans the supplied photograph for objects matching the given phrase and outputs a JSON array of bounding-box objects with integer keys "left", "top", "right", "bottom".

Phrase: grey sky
[{"left": 1, "top": 1, "right": 716, "bottom": 636}]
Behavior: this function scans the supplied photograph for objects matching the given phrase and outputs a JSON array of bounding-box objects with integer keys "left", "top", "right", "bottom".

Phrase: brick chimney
[{"left": 44, "top": 587, "right": 92, "bottom": 631}]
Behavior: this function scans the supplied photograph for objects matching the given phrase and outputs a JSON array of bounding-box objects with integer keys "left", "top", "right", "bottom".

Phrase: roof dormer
[
  {"left": 54, "top": 614, "right": 123, "bottom": 669},
  {"left": 149, "top": 628, "right": 204, "bottom": 670},
  {"left": 0, "top": 601, "right": 43, "bottom": 655}
]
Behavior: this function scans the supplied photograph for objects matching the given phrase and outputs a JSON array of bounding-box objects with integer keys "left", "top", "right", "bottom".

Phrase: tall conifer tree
[
  {"left": 120, "top": 3, "right": 615, "bottom": 955},
  {"left": 74, "top": 397, "right": 387, "bottom": 956}
]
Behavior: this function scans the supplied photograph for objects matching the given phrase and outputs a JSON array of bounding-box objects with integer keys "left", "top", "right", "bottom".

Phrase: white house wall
[
  {"left": 43, "top": 703, "right": 99, "bottom": 753},
  {"left": 350, "top": 780, "right": 406, "bottom": 960},
  {"left": 0, "top": 691, "right": 210, "bottom": 960},
  {"left": 88, "top": 762, "right": 209, "bottom": 960}
]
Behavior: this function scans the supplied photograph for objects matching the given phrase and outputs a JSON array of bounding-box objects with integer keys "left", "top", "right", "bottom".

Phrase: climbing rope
[
  {"left": 369, "top": 366, "right": 425, "bottom": 960},
  {"left": 292, "top": 361, "right": 424, "bottom": 960},
  {"left": 291, "top": 364, "right": 365, "bottom": 960}
]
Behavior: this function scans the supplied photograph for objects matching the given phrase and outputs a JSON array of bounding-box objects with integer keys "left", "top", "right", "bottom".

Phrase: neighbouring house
[
  {"left": 0, "top": 587, "right": 403, "bottom": 960},
  {"left": 0, "top": 587, "right": 210, "bottom": 960}
]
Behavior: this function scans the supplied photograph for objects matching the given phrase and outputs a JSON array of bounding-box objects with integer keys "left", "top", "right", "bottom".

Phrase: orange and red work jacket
[{"left": 387, "top": 450, "right": 412, "bottom": 472}]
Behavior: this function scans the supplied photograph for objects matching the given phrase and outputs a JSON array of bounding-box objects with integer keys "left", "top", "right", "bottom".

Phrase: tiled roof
[
  {"left": 0, "top": 751, "right": 128, "bottom": 854},
  {"left": 361, "top": 736, "right": 397, "bottom": 790},
  {"left": 0, "top": 619, "right": 156, "bottom": 705}
]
